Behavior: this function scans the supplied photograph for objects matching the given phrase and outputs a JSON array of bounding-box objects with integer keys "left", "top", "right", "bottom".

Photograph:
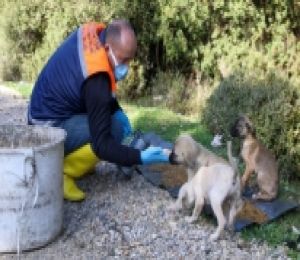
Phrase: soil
[
  {"left": 149, "top": 164, "right": 188, "bottom": 187},
  {"left": 237, "top": 200, "right": 268, "bottom": 224}
]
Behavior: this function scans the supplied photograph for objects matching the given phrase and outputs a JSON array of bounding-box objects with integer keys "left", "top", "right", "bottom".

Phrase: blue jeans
[{"left": 55, "top": 114, "right": 123, "bottom": 155}]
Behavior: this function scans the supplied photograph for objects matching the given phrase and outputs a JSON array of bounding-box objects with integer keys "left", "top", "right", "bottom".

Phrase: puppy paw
[
  {"left": 185, "top": 216, "right": 197, "bottom": 223},
  {"left": 167, "top": 203, "right": 181, "bottom": 212},
  {"left": 252, "top": 193, "right": 260, "bottom": 200},
  {"left": 241, "top": 178, "right": 247, "bottom": 188},
  {"left": 226, "top": 223, "right": 234, "bottom": 232},
  {"left": 226, "top": 225, "right": 236, "bottom": 236},
  {"left": 209, "top": 232, "right": 219, "bottom": 241}
]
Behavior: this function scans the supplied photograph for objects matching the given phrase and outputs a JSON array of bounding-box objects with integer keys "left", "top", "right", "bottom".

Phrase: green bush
[
  {"left": 202, "top": 72, "right": 300, "bottom": 179},
  {"left": 153, "top": 0, "right": 300, "bottom": 112},
  {"left": 0, "top": 0, "right": 149, "bottom": 97},
  {"left": 0, "top": 0, "right": 50, "bottom": 80},
  {"left": 150, "top": 71, "right": 189, "bottom": 113},
  {"left": 0, "top": 1, "right": 299, "bottom": 144},
  {"left": 157, "top": 0, "right": 210, "bottom": 72},
  {"left": 116, "top": 0, "right": 161, "bottom": 98},
  {"left": 12, "top": 0, "right": 120, "bottom": 80},
  {"left": 118, "top": 60, "right": 146, "bottom": 100},
  {"left": 0, "top": 0, "right": 124, "bottom": 80},
  {"left": 1, "top": 0, "right": 299, "bottom": 97}
]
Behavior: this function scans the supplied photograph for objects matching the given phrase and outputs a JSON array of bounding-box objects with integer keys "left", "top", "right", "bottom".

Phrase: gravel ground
[{"left": 0, "top": 86, "right": 289, "bottom": 259}]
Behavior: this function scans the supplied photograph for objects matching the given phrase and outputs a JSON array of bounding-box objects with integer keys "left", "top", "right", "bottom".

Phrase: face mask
[{"left": 109, "top": 46, "right": 129, "bottom": 81}]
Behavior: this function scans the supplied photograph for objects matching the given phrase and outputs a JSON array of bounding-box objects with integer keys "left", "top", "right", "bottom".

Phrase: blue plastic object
[{"left": 141, "top": 146, "right": 169, "bottom": 165}]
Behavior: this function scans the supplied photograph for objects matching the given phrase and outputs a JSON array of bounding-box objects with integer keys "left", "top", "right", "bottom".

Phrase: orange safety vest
[{"left": 78, "top": 22, "right": 117, "bottom": 92}]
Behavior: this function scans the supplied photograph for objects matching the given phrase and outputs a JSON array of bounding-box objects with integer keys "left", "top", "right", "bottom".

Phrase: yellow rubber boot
[
  {"left": 63, "top": 143, "right": 99, "bottom": 201},
  {"left": 64, "top": 175, "right": 86, "bottom": 201}
]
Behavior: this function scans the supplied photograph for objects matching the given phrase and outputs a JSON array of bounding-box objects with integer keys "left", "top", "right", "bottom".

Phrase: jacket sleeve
[{"left": 81, "top": 73, "right": 142, "bottom": 166}]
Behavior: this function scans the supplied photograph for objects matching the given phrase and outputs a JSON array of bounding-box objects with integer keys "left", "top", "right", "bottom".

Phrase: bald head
[{"left": 106, "top": 19, "right": 137, "bottom": 61}]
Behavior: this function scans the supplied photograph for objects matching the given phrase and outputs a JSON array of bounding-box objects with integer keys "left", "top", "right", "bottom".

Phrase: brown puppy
[
  {"left": 230, "top": 115, "right": 279, "bottom": 201},
  {"left": 169, "top": 134, "right": 228, "bottom": 181}
]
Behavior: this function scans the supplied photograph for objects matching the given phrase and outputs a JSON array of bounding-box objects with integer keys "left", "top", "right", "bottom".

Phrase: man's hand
[
  {"left": 111, "top": 109, "right": 132, "bottom": 143},
  {"left": 141, "top": 146, "right": 170, "bottom": 165}
]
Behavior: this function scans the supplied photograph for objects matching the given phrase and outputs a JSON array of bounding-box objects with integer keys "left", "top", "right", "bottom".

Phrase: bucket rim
[{"left": 0, "top": 125, "right": 66, "bottom": 152}]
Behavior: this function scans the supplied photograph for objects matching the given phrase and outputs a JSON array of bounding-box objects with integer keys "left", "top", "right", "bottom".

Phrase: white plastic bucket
[{"left": 0, "top": 125, "right": 66, "bottom": 253}]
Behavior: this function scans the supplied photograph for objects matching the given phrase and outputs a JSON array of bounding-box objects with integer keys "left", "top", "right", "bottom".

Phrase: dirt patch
[
  {"left": 148, "top": 164, "right": 188, "bottom": 187},
  {"left": 0, "top": 85, "right": 28, "bottom": 125},
  {"left": 0, "top": 125, "right": 64, "bottom": 148},
  {"left": 237, "top": 200, "right": 268, "bottom": 224}
]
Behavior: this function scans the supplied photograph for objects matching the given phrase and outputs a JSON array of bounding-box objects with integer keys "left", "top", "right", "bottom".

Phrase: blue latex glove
[
  {"left": 141, "top": 146, "right": 169, "bottom": 165},
  {"left": 111, "top": 109, "right": 132, "bottom": 143}
]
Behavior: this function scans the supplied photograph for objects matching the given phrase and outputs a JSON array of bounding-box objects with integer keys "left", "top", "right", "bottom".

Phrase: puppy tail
[
  {"left": 227, "top": 141, "right": 243, "bottom": 212},
  {"left": 227, "top": 140, "right": 239, "bottom": 184}
]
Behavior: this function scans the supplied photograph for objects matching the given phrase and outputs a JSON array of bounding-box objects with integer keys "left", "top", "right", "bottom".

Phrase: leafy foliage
[
  {"left": 0, "top": 0, "right": 299, "bottom": 178},
  {"left": 0, "top": 0, "right": 121, "bottom": 80},
  {"left": 1, "top": 0, "right": 299, "bottom": 86}
]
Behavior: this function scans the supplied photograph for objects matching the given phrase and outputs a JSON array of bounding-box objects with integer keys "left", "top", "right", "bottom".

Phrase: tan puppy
[
  {"left": 230, "top": 115, "right": 279, "bottom": 201},
  {"left": 169, "top": 136, "right": 243, "bottom": 241},
  {"left": 169, "top": 134, "right": 228, "bottom": 181}
]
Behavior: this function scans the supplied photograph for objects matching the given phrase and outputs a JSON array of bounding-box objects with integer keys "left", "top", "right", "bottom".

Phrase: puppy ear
[
  {"left": 186, "top": 159, "right": 197, "bottom": 171},
  {"left": 185, "top": 141, "right": 200, "bottom": 168},
  {"left": 245, "top": 118, "right": 256, "bottom": 136},
  {"left": 238, "top": 113, "right": 246, "bottom": 120},
  {"left": 250, "top": 124, "right": 256, "bottom": 136}
]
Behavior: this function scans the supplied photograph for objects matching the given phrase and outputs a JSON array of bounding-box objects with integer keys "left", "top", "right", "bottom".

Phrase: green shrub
[
  {"left": 1, "top": 1, "right": 300, "bottom": 83},
  {"left": 0, "top": 0, "right": 122, "bottom": 81},
  {"left": 149, "top": 71, "right": 215, "bottom": 115},
  {"left": 0, "top": 0, "right": 150, "bottom": 98},
  {"left": 157, "top": 0, "right": 210, "bottom": 72},
  {"left": 116, "top": 0, "right": 160, "bottom": 98},
  {"left": 202, "top": 72, "right": 300, "bottom": 179},
  {"left": 123, "top": 70, "right": 215, "bottom": 116},
  {"left": 0, "top": 0, "right": 45, "bottom": 80},
  {"left": 118, "top": 60, "right": 146, "bottom": 100},
  {"left": 0, "top": 0, "right": 299, "bottom": 120},
  {"left": 150, "top": 71, "right": 189, "bottom": 113},
  {"left": 20, "top": 0, "right": 119, "bottom": 80}
]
